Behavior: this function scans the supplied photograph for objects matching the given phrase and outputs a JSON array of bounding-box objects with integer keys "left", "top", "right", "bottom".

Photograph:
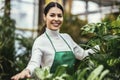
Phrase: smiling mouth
[
  {"left": 52, "top": 21, "right": 62, "bottom": 27},
  {"left": 52, "top": 23, "right": 60, "bottom": 27}
]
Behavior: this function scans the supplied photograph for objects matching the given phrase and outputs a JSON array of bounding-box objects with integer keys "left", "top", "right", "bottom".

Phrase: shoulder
[
  {"left": 33, "top": 33, "right": 47, "bottom": 45},
  {"left": 60, "top": 33, "right": 77, "bottom": 48},
  {"left": 60, "top": 33, "right": 74, "bottom": 43},
  {"left": 61, "top": 33, "right": 72, "bottom": 40}
]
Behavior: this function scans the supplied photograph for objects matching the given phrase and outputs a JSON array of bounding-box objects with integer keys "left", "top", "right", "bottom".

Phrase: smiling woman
[
  {"left": 11, "top": 1, "right": 100, "bottom": 80},
  {"left": 43, "top": 3, "right": 63, "bottom": 30}
]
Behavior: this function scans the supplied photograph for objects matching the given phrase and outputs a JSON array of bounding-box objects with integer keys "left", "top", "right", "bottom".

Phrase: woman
[{"left": 11, "top": 2, "right": 99, "bottom": 80}]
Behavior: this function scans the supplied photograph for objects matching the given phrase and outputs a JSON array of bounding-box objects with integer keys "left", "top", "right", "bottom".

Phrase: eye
[
  {"left": 50, "top": 13, "right": 55, "bottom": 17},
  {"left": 58, "top": 14, "right": 63, "bottom": 17}
]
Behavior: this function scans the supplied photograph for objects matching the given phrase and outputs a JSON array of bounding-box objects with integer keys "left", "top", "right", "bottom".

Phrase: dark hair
[
  {"left": 39, "top": 2, "right": 64, "bottom": 35},
  {"left": 44, "top": 2, "right": 64, "bottom": 16}
]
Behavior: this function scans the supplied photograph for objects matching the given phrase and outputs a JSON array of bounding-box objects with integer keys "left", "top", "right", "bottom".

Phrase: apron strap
[
  {"left": 45, "top": 32, "right": 57, "bottom": 52},
  {"left": 45, "top": 32, "right": 72, "bottom": 52},
  {"left": 60, "top": 35, "right": 72, "bottom": 51}
]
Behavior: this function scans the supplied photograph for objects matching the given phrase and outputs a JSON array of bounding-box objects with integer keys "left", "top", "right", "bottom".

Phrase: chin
[
  {"left": 51, "top": 28, "right": 59, "bottom": 31},
  {"left": 52, "top": 27, "right": 60, "bottom": 31}
]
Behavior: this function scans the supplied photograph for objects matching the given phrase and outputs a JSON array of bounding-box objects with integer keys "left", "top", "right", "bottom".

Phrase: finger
[
  {"left": 19, "top": 74, "right": 25, "bottom": 79},
  {"left": 11, "top": 75, "right": 19, "bottom": 80},
  {"left": 24, "top": 69, "right": 31, "bottom": 78},
  {"left": 11, "top": 76, "right": 14, "bottom": 79},
  {"left": 26, "top": 74, "right": 31, "bottom": 78},
  {"left": 20, "top": 72, "right": 31, "bottom": 79}
]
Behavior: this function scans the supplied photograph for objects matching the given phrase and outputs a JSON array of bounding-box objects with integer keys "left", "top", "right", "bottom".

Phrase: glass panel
[
  {"left": 0, "top": 0, "right": 5, "bottom": 16},
  {"left": 10, "top": 0, "right": 38, "bottom": 37},
  {"left": 11, "top": 0, "right": 34, "bottom": 28},
  {"left": 20, "top": 0, "right": 34, "bottom": 3},
  {"left": 88, "top": 1, "right": 99, "bottom": 12},
  {"left": 88, "top": 13, "right": 101, "bottom": 23},
  {"left": 71, "top": 1, "right": 86, "bottom": 15}
]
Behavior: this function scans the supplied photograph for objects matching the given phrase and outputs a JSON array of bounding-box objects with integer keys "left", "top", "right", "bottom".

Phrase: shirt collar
[{"left": 45, "top": 28, "right": 60, "bottom": 37}]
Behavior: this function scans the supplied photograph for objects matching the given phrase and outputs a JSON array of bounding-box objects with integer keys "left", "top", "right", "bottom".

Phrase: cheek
[
  {"left": 46, "top": 17, "right": 53, "bottom": 23},
  {"left": 61, "top": 18, "right": 63, "bottom": 23},
  {"left": 46, "top": 19, "right": 51, "bottom": 24}
]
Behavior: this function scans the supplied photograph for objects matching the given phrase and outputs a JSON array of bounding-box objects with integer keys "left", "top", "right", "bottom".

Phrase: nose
[{"left": 55, "top": 16, "right": 59, "bottom": 21}]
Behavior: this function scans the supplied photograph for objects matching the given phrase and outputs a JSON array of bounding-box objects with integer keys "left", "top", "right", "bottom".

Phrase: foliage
[
  {"left": 28, "top": 64, "right": 109, "bottom": 80},
  {"left": 80, "top": 14, "right": 120, "bottom": 79},
  {"left": 0, "top": 2, "right": 34, "bottom": 79},
  {"left": 102, "top": 14, "right": 116, "bottom": 23},
  {"left": 0, "top": 15, "right": 16, "bottom": 79},
  {"left": 28, "top": 14, "right": 120, "bottom": 80},
  {"left": 14, "top": 34, "right": 34, "bottom": 72},
  {"left": 61, "top": 14, "right": 87, "bottom": 43},
  {"left": 0, "top": 5, "right": 119, "bottom": 79}
]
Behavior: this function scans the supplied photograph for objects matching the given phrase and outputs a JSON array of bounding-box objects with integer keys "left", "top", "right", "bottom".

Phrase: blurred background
[{"left": 0, "top": 0, "right": 120, "bottom": 79}]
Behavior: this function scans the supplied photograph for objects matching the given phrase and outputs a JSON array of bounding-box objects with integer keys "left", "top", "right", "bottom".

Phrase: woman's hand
[{"left": 11, "top": 69, "right": 31, "bottom": 80}]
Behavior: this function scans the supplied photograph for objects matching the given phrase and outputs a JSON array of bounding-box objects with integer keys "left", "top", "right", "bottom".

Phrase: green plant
[
  {"left": 14, "top": 34, "right": 34, "bottom": 72},
  {"left": 61, "top": 14, "right": 87, "bottom": 43},
  {"left": 26, "top": 15, "right": 120, "bottom": 80},
  {"left": 28, "top": 64, "right": 109, "bottom": 80},
  {"left": 80, "top": 14, "right": 120, "bottom": 79},
  {"left": 0, "top": 15, "right": 16, "bottom": 79}
]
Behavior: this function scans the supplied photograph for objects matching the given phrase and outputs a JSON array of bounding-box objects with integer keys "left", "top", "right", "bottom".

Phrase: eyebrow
[{"left": 50, "top": 12, "right": 62, "bottom": 14}]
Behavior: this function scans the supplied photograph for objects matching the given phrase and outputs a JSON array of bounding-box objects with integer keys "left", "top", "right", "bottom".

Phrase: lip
[
  {"left": 51, "top": 21, "right": 61, "bottom": 27},
  {"left": 52, "top": 23, "right": 60, "bottom": 27}
]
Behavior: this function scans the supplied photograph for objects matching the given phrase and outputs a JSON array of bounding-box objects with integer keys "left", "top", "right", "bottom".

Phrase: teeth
[{"left": 53, "top": 23, "right": 59, "bottom": 27}]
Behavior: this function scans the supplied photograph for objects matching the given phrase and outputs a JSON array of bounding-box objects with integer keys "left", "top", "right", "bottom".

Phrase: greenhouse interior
[{"left": 0, "top": 0, "right": 120, "bottom": 80}]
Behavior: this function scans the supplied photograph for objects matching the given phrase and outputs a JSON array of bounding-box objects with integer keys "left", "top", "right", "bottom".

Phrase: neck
[{"left": 45, "top": 28, "right": 60, "bottom": 37}]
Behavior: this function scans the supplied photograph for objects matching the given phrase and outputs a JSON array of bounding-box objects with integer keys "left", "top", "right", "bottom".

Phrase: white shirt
[{"left": 26, "top": 28, "right": 99, "bottom": 74}]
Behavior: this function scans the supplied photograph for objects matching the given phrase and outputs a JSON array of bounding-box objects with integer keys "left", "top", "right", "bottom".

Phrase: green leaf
[
  {"left": 117, "top": 15, "right": 120, "bottom": 20},
  {"left": 77, "top": 68, "right": 89, "bottom": 80},
  {"left": 111, "top": 20, "right": 120, "bottom": 28},
  {"left": 53, "top": 65, "right": 67, "bottom": 78},
  {"left": 99, "top": 70, "right": 109, "bottom": 80},
  {"left": 87, "top": 65, "right": 104, "bottom": 80},
  {"left": 34, "top": 67, "right": 52, "bottom": 80}
]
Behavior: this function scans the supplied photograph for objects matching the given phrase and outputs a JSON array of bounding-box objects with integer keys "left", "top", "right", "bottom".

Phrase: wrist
[{"left": 23, "top": 69, "right": 30, "bottom": 74}]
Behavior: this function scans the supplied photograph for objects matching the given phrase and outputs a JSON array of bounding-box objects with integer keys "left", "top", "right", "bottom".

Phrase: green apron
[{"left": 45, "top": 32, "right": 75, "bottom": 74}]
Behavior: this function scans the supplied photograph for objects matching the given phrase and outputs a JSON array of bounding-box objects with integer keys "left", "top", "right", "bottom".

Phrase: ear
[{"left": 43, "top": 14, "right": 46, "bottom": 21}]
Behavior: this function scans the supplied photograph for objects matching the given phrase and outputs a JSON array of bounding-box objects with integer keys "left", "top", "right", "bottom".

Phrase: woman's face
[{"left": 44, "top": 7, "right": 63, "bottom": 30}]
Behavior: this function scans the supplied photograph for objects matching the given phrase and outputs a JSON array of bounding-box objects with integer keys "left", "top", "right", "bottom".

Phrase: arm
[
  {"left": 73, "top": 42, "right": 100, "bottom": 60},
  {"left": 11, "top": 38, "right": 42, "bottom": 80},
  {"left": 66, "top": 34, "right": 100, "bottom": 60},
  {"left": 26, "top": 40, "right": 42, "bottom": 75},
  {"left": 11, "top": 69, "right": 31, "bottom": 80}
]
